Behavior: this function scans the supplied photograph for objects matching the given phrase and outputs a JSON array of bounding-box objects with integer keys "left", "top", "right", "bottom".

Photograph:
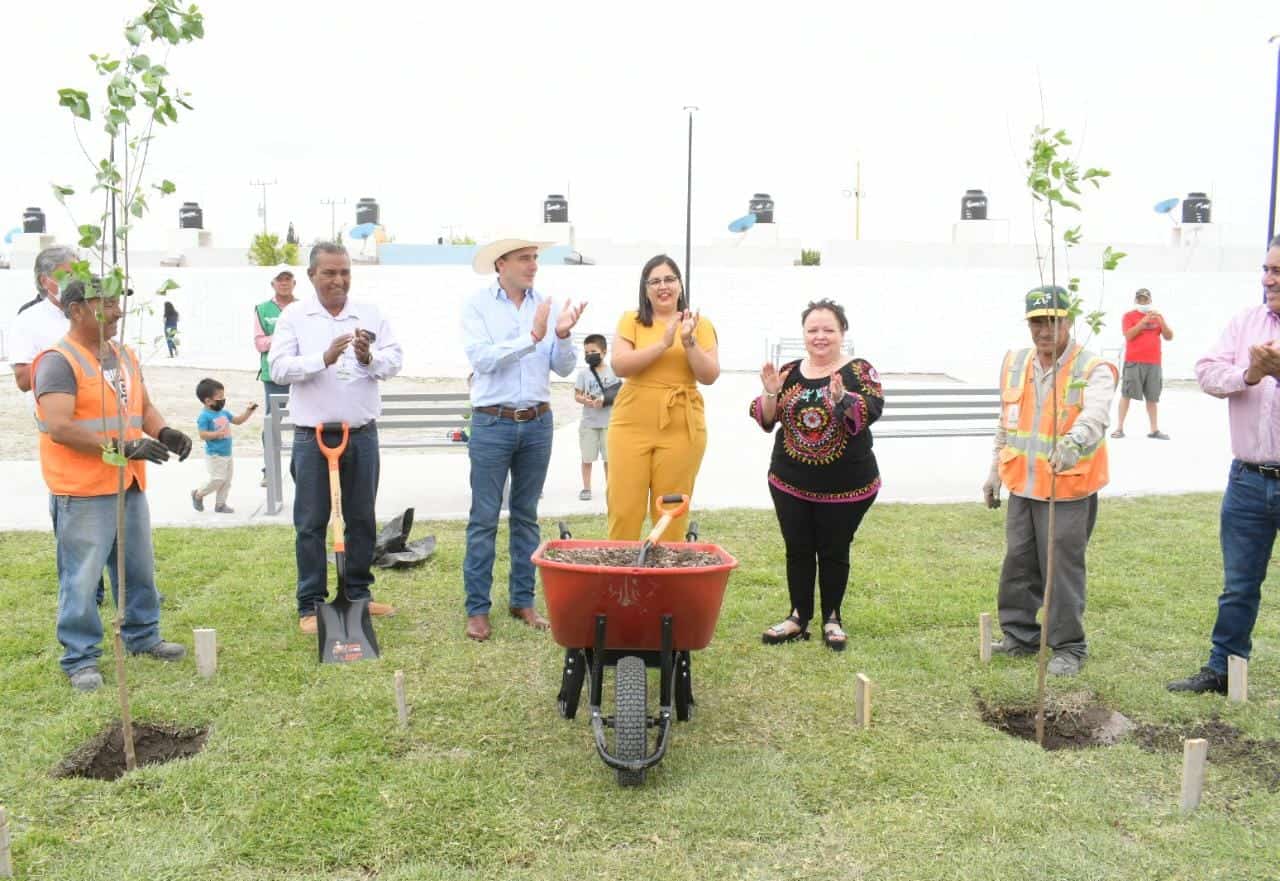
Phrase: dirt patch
[
  {"left": 1135, "top": 719, "right": 1280, "bottom": 791},
  {"left": 978, "top": 694, "right": 1134, "bottom": 751},
  {"left": 53, "top": 720, "right": 209, "bottom": 781},
  {"left": 544, "top": 546, "right": 724, "bottom": 568}
]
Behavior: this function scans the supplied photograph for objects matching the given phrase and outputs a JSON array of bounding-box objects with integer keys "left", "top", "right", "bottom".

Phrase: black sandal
[
  {"left": 822, "top": 619, "right": 848, "bottom": 652},
  {"left": 762, "top": 614, "right": 810, "bottom": 645}
]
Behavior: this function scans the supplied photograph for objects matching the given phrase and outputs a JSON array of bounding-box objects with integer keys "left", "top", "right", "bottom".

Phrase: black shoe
[
  {"left": 1166, "top": 666, "right": 1227, "bottom": 694},
  {"left": 990, "top": 636, "right": 1036, "bottom": 657}
]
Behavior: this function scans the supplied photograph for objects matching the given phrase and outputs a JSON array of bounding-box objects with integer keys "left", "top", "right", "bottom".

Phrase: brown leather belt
[{"left": 474, "top": 402, "right": 550, "bottom": 422}]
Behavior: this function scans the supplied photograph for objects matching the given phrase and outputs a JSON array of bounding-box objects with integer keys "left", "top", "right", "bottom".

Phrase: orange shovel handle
[{"left": 315, "top": 423, "right": 349, "bottom": 553}]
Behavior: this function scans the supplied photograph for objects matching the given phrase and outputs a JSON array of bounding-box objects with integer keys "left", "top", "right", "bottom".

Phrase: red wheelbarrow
[{"left": 531, "top": 495, "right": 738, "bottom": 786}]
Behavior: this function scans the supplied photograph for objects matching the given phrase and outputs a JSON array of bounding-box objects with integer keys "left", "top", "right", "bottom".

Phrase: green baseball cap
[{"left": 1025, "top": 285, "right": 1071, "bottom": 318}]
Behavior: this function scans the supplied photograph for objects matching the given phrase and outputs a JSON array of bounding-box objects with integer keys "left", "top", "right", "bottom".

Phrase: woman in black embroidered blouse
[{"left": 748, "top": 298, "right": 882, "bottom": 650}]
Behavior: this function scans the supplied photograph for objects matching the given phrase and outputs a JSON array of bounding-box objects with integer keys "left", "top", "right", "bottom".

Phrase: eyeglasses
[{"left": 646, "top": 275, "right": 679, "bottom": 288}]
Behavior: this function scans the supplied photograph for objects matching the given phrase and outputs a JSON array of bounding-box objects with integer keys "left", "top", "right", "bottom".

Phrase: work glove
[
  {"left": 982, "top": 468, "right": 1002, "bottom": 509},
  {"left": 158, "top": 427, "right": 192, "bottom": 462},
  {"left": 121, "top": 438, "right": 170, "bottom": 464},
  {"left": 1049, "top": 438, "right": 1081, "bottom": 473}
]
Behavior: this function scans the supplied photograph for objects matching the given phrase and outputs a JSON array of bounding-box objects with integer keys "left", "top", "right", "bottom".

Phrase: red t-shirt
[{"left": 1122, "top": 309, "right": 1163, "bottom": 364}]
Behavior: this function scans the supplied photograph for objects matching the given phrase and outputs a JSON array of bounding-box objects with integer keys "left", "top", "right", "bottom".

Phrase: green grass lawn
[{"left": 1, "top": 494, "right": 1278, "bottom": 880}]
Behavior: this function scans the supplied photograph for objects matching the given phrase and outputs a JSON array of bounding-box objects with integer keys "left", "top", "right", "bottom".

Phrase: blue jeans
[
  {"left": 463, "top": 409, "right": 553, "bottom": 616},
  {"left": 291, "top": 424, "right": 379, "bottom": 616},
  {"left": 54, "top": 489, "right": 162, "bottom": 674},
  {"left": 49, "top": 494, "right": 106, "bottom": 605},
  {"left": 1207, "top": 460, "right": 1280, "bottom": 674}
]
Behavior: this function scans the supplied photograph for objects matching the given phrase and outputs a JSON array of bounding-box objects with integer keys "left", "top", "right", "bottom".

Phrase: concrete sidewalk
[{"left": 0, "top": 373, "right": 1231, "bottom": 533}]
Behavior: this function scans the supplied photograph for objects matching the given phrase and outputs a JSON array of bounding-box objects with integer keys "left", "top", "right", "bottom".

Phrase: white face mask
[{"left": 1136, "top": 303, "right": 1152, "bottom": 313}]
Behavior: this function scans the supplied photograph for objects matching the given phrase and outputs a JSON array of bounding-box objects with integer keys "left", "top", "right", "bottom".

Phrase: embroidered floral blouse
[{"left": 748, "top": 358, "right": 883, "bottom": 502}]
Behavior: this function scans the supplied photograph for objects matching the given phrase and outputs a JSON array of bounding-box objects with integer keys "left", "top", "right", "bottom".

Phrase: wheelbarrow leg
[
  {"left": 557, "top": 648, "right": 586, "bottom": 720},
  {"left": 658, "top": 615, "right": 674, "bottom": 709},
  {"left": 675, "top": 650, "right": 695, "bottom": 722},
  {"left": 588, "top": 614, "right": 607, "bottom": 709}
]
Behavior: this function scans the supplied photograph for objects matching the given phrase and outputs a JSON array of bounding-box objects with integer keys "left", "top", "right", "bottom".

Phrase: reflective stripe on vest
[
  {"left": 998, "top": 344, "right": 1115, "bottom": 500},
  {"left": 33, "top": 336, "right": 148, "bottom": 496}
]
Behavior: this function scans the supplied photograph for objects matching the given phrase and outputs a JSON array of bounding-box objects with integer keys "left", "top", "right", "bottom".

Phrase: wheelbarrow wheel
[
  {"left": 615, "top": 655, "right": 647, "bottom": 786},
  {"left": 557, "top": 649, "right": 586, "bottom": 720}
]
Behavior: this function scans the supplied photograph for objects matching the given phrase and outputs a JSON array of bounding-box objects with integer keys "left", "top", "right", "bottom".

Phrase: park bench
[
  {"left": 768, "top": 335, "right": 854, "bottom": 365},
  {"left": 877, "top": 385, "right": 1001, "bottom": 438},
  {"left": 263, "top": 391, "right": 471, "bottom": 515}
]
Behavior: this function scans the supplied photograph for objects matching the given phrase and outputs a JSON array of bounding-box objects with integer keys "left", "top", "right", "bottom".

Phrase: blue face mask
[{"left": 585, "top": 352, "right": 603, "bottom": 367}]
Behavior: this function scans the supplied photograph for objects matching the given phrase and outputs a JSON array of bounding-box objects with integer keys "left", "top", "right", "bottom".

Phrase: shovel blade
[{"left": 316, "top": 595, "right": 380, "bottom": 663}]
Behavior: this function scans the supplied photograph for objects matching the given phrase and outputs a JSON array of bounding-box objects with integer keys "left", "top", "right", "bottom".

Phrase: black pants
[{"left": 769, "top": 485, "right": 876, "bottom": 625}]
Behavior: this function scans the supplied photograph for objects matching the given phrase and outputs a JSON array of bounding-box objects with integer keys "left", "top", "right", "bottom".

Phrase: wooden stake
[
  {"left": 394, "top": 670, "right": 408, "bottom": 728},
  {"left": 854, "top": 673, "right": 872, "bottom": 729},
  {"left": 0, "top": 805, "right": 12, "bottom": 878},
  {"left": 1180, "top": 738, "right": 1208, "bottom": 812},
  {"left": 1228, "top": 655, "right": 1248, "bottom": 703},
  {"left": 979, "top": 613, "right": 992, "bottom": 663},
  {"left": 193, "top": 628, "right": 217, "bottom": 679}
]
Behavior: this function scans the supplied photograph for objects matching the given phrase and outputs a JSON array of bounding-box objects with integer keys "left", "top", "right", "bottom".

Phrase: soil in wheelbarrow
[{"left": 543, "top": 546, "right": 724, "bottom": 568}]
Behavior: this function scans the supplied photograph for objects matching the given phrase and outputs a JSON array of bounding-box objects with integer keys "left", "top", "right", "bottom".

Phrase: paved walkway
[{"left": 0, "top": 373, "right": 1230, "bottom": 533}]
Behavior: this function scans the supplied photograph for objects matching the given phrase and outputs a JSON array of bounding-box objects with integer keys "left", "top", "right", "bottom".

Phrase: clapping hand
[
  {"left": 352, "top": 329, "right": 374, "bottom": 365},
  {"left": 662, "top": 315, "right": 680, "bottom": 348},
  {"left": 759, "top": 362, "right": 791, "bottom": 397},
  {"left": 1247, "top": 341, "right": 1280, "bottom": 382},
  {"left": 555, "top": 299, "right": 588, "bottom": 338},
  {"left": 323, "top": 333, "right": 353, "bottom": 367},
  {"left": 532, "top": 300, "right": 551, "bottom": 342},
  {"left": 829, "top": 371, "right": 846, "bottom": 405},
  {"left": 680, "top": 309, "right": 700, "bottom": 346}
]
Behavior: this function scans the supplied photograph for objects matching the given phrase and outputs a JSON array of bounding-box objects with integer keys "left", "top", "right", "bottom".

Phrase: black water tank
[
  {"left": 1182, "top": 192, "right": 1211, "bottom": 224},
  {"left": 961, "top": 189, "right": 988, "bottom": 220},
  {"left": 356, "top": 197, "right": 380, "bottom": 226},
  {"left": 543, "top": 194, "right": 568, "bottom": 224},
  {"left": 178, "top": 202, "right": 203, "bottom": 229},
  {"left": 22, "top": 207, "right": 46, "bottom": 234},
  {"left": 749, "top": 193, "right": 774, "bottom": 223}
]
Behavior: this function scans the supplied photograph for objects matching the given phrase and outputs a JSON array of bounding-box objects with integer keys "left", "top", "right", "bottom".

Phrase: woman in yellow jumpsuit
[{"left": 607, "top": 254, "right": 720, "bottom": 541}]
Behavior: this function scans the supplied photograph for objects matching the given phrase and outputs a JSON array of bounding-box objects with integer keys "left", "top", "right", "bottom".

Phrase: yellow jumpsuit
[{"left": 606, "top": 311, "right": 717, "bottom": 541}]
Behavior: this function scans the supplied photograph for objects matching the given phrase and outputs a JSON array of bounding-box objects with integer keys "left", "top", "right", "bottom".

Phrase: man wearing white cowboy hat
[{"left": 460, "top": 237, "right": 586, "bottom": 641}]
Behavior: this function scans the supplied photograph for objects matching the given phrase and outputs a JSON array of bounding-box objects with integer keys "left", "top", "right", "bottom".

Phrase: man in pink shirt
[{"left": 1168, "top": 236, "right": 1280, "bottom": 694}]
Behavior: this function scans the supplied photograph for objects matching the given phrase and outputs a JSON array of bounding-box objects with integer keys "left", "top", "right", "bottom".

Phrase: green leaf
[
  {"left": 1054, "top": 129, "right": 1072, "bottom": 145},
  {"left": 77, "top": 224, "right": 102, "bottom": 248},
  {"left": 102, "top": 448, "right": 127, "bottom": 467},
  {"left": 125, "top": 24, "right": 146, "bottom": 46},
  {"left": 130, "top": 198, "right": 145, "bottom": 219},
  {"left": 1063, "top": 226, "right": 1082, "bottom": 245},
  {"left": 1067, "top": 379, "right": 1088, "bottom": 390},
  {"left": 129, "top": 54, "right": 151, "bottom": 71},
  {"left": 51, "top": 183, "right": 75, "bottom": 204},
  {"left": 101, "top": 272, "right": 125, "bottom": 298},
  {"left": 153, "top": 179, "right": 177, "bottom": 195},
  {"left": 156, "top": 278, "right": 180, "bottom": 295},
  {"left": 57, "top": 88, "right": 91, "bottom": 120},
  {"left": 1102, "top": 246, "right": 1127, "bottom": 271}
]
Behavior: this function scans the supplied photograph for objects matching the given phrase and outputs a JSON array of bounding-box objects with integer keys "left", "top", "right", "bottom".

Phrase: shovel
[
  {"left": 315, "top": 422, "right": 380, "bottom": 664},
  {"left": 635, "top": 494, "right": 691, "bottom": 566}
]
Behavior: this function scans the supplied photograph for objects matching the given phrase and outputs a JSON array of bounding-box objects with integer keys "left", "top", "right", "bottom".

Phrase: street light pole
[
  {"left": 250, "top": 178, "right": 278, "bottom": 236},
  {"left": 1268, "top": 36, "right": 1280, "bottom": 245},
  {"left": 320, "top": 198, "right": 348, "bottom": 241},
  {"left": 683, "top": 105, "right": 698, "bottom": 305}
]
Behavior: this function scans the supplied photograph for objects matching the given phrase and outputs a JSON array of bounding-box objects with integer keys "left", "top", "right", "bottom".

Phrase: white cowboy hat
[{"left": 472, "top": 238, "right": 554, "bottom": 275}]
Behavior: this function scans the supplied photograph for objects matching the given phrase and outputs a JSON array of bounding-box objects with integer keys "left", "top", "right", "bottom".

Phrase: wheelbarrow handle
[{"left": 315, "top": 423, "right": 349, "bottom": 552}]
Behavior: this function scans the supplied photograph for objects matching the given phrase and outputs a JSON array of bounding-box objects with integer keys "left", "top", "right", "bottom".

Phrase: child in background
[
  {"left": 574, "top": 334, "right": 620, "bottom": 500},
  {"left": 192, "top": 377, "right": 257, "bottom": 514}
]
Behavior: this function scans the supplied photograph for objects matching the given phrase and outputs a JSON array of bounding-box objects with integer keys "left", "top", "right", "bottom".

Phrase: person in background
[
  {"left": 1168, "top": 236, "right": 1280, "bottom": 695},
  {"left": 460, "top": 237, "right": 586, "bottom": 642},
  {"left": 163, "top": 300, "right": 179, "bottom": 357},
  {"left": 254, "top": 268, "right": 298, "bottom": 487},
  {"left": 1111, "top": 287, "right": 1173, "bottom": 439},
  {"left": 10, "top": 245, "right": 76, "bottom": 405},
  {"left": 607, "top": 254, "right": 719, "bottom": 542},
  {"left": 574, "top": 333, "right": 620, "bottom": 501},
  {"left": 32, "top": 278, "right": 193, "bottom": 691},
  {"left": 983, "top": 286, "right": 1117, "bottom": 677},
  {"left": 191, "top": 377, "right": 257, "bottom": 514},
  {"left": 751, "top": 299, "right": 881, "bottom": 651},
  {"left": 268, "top": 243, "right": 403, "bottom": 635}
]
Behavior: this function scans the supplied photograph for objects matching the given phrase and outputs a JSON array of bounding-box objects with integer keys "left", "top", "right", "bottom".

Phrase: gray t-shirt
[
  {"left": 34, "top": 348, "right": 131, "bottom": 407},
  {"left": 575, "top": 364, "right": 619, "bottom": 430}
]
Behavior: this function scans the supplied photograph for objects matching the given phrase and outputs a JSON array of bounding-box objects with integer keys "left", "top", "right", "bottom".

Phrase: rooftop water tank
[
  {"left": 544, "top": 194, "right": 568, "bottom": 223},
  {"left": 22, "top": 206, "right": 46, "bottom": 234},
  {"left": 748, "top": 193, "right": 774, "bottom": 223},
  {"left": 178, "top": 202, "right": 203, "bottom": 230},
  {"left": 961, "top": 189, "right": 988, "bottom": 220},
  {"left": 356, "top": 197, "right": 380, "bottom": 226},
  {"left": 1182, "top": 192, "right": 1211, "bottom": 224}
]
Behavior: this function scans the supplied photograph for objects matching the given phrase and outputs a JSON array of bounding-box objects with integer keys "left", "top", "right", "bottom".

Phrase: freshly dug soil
[
  {"left": 53, "top": 721, "right": 210, "bottom": 781},
  {"left": 1135, "top": 718, "right": 1280, "bottom": 791},
  {"left": 543, "top": 546, "right": 724, "bottom": 568},
  {"left": 978, "top": 696, "right": 1134, "bottom": 751}
]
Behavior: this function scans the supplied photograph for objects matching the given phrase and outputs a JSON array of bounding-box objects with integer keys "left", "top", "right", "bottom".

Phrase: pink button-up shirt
[{"left": 1196, "top": 303, "right": 1280, "bottom": 464}]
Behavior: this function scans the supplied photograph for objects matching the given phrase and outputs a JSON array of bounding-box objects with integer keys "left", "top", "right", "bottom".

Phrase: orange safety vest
[
  {"left": 997, "top": 344, "right": 1116, "bottom": 501},
  {"left": 33, "top": 336, "right": 147, "bottom": 496}
]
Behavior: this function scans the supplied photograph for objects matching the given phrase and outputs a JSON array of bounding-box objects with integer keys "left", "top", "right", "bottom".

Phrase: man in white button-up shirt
[{"left": 268, "top": 242, "right": 403, "bottom": 634}]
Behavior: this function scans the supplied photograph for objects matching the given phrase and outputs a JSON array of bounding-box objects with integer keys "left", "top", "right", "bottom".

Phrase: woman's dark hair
[
  {"left": 635, "top": 254, "right": 687, "bottom": 327},
  {"left": 164, "top": 301, "right": 178, "bottom": 320},
  {"left": 801, "top": 298, "right": 848, "bottom": 332}
]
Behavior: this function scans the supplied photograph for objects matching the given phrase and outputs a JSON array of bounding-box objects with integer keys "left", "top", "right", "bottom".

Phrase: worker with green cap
[{"left": 982, "top": 285, "right": 1118, "bottom": 676}]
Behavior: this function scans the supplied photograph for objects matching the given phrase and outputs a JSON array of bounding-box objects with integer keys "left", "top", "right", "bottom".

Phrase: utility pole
[
  {"left": 320, "top": 198, "right": 348, "bottom": 241},
  {"left": 682, "top": 105, "right": 698, "bottom": 305},
  {"left": 842, "top": 160, "right": 864, "bottom": 241},
  {"left": 1268, "top": 35, "right": 1280, "bottom": 245},
  {"left": 250, "top": 178, "right": 278, "bottom": 236}
]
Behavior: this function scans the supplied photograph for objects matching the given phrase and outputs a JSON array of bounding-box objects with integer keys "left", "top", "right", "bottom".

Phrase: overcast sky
[{"left": 3, "top": 0, "right": 1279, "bottom": 252}]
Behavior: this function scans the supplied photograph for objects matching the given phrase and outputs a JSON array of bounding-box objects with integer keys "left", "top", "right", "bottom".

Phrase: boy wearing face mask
[
  {"left": 574, "top": 334, "right": 620, "bottom": 500},
  {"left": 192, "top": 377, "right": 257, "bottom": 513}
]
